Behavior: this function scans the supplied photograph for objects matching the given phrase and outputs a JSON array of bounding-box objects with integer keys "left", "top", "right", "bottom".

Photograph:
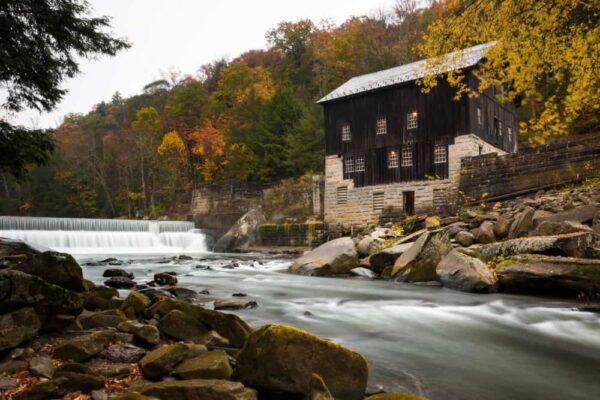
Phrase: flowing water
[{"left": 1, "top": 218, "right": 599, "bottom": 400}]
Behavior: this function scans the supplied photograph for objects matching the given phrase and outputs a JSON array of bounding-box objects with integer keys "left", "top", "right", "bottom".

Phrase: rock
[
  {"left": 110, "top": 392, "right": 156, "bottom": 400},
  {"left": 474, "top": 221, "right": 495, "bottom": 244},
  {"left": 167, "top": 287, "right": 202, "bottom": 302},
  {"left": 532, "top": 210, "right": 554, "bottom": 226},
  {"left": 14, "top": 377, "right": 67, "bottom": 400},
  {"left": 493, "top": 216, "right": 511, "bottom": 239},
  {"left": 0, "top": 360, "right": 28, "bottom": 374},
  {"left": 147, "top": 297, "right": 252, "bottom": 348},
  {"left": 0, "top": 377, "right": 18, "bottom": 390},
  {"left": 104, "top": 276, "right": 136, "bottom": 289},
  {"left": 234, "top": 324, "right": 368, "bottom": 400},
  {"left": 310, "top": 373, "right": 334, "bottom": 400},
  {"left": 154, "top": 272, "right": 177, "bottom": 286},
  {"left": 391, "top": 230, "right": 452, "bottom": 282},
  {"left": 214, "top": 299, "right": 258, "bottom": 310},
  {"left": 214, "top": 209, "right": 266, "bottom": 252},
  {"left": 454, "top": 231, "right": 474, "bottom": 247},
  {"left": 532, "top": 220, "right": 593, "bottom": 236},
  {"left": 90, "top": 390, "right": 109, "bottom": 400},
  {"left": 29, "top": 355, "right": 55, "bottom": 378},
  {"left": 356, "top": 237, "right": 384, "bottom": 257},
  {"left": 53, "top": 363, "right": 104, "bottom": 392},
  {"left": 157, "top": 309, "right": 209, "bottom": 341},
  {"left": 0, "top": 307, "right": 41, "bottom": 351},
  {"left": 118, "top": 321, "right": 160, "bottom": 345},
  {"left": 121, "top": 291, "right": 151, "bottom": 318},
  {"left": 100, "top": 342, "right": 147, "bottom": 363},
  {"left": 0, "top": 270, "right": 83, "bottom": 328},
  {"left": 10, "top": 250, "right": 85, "bottom": 292},
  {"left": 350, "top": 267, "right": 376, "bottom": 278},
  {"left": 436, "top": 249, "right": 498, "bottom": 293},
  {"left": 508, "top": 207, "right": 535, "bottom": 238},
  {"left": 89, "top": 361, "right": 134, "bottom": 378},
  {"left": 495, "top": 254, "right": 600, "bottom": 296},
  {"left": 290, "top": 237, "right": 359, "bottom": 276},
  {"left": 424, "top": 216, "right": 441, "bottom": 230},
  {"left": 201, "top": 330, "right": 231, "bottom": 348},
  {"left": 77, "top": 309, "right": 127, "bottom": 329},
  {"left": 175, "top": 350, "right": 232, "bottom": 380},
  {"left": 103, "top": 268, "right": 134, "bottom": 279},
  {"left": 366, "top": 394, "right": 428, "bottom": 400},
  {"left": 54, "top": 331, "right": 115, "bottom": 362},
  {"left": 473, "top": 231, "right": 597, "bottom": 260},
  {"left": 82, "top": 286, "right": 120, "bottom": 310},
  {"left": 369, "top": 243, "right": 413, "bottom": 272},
  {"left": 445, "top": 222, "right": 469, "bottom": 238},
  {"left": 138, "top": 379, "right": 257, "bottom": 400},
  {"left": 543, "top": 205, "right": 599, "bottom": 225},
  {"left": 83, "top": 279, "right": 97, "bottom": 290},
  {"left": 139, "top": 342, "right": 192, "bottom": 379}
]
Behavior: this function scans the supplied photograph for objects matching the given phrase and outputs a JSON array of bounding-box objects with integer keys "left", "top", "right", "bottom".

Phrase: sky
[{"left": 11, "top": 0, "right": 394, "bottom": 129}]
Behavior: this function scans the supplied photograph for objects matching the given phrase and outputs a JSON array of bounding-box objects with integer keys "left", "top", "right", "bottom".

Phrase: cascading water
[{"left": 0, "top": 216, "right": 207, "bottom": 254}]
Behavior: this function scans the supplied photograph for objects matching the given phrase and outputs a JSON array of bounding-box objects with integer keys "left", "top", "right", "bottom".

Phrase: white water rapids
[{"left": 1, "top": 217, "right": 599, "bottom": 399}]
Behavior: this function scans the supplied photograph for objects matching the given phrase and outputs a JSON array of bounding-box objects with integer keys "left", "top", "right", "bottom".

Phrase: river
[{"left": 1, "top": 221, "right": 599, "bottom": 400}]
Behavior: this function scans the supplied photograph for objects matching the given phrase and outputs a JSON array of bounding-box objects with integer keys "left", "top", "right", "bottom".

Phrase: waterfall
[{"left": 0, "top": 216, "right": 206, "bottom": 254}]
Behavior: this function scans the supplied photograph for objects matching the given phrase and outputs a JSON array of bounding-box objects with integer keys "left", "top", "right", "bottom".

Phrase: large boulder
[
  {"left": 53, "top": 363, "right": 104, "bottom": 392},
  {"left": 454, "top": 231, "right": 474, "bottom": 247},
  {"left": 154, "top": 272, "right": 178, "bottom": 286},
  {"left": 357, "top": 236, "right": 385, "bottom": 257},
  {"left": 436, "top": 249, "right": 498, "bottom": 293},
  {"left": 120, "top": 291, "right": 151, "bottom": 318},
  {"left": 82, "top": 286, "right": 120, "bottom": 310},
  {"left": 0, "top": 307, "right": 41, "bottom": 351},
  {"left": 214, "top": 209, "right": 266, "bottom": 252},
  {"left": 532, "top": 220, "right": 593, "bottom": 236},
  {"left": 146, "top": 297, "right": 252, "bottom": 348},
  {"left": 495, "top": 254, "right": 600, "bottom": 296},
  {"left": 118, "top": 321, "right": 160, "bottom": 345},
  {"left": 139, "top": 342, "right": 193, "bottom": 379},
  {"left": 542, "top": 205, "right": 598, "bottom": 225},
  {"left": 138, "top": 379, "right": 257, "bottom": 400},
  {"left": 0, "top": 269, "right": 83, "bottom": 329},
  {"left": 369, "top": 243, "right": 413, "bottom": 272},
  {"left": 157, "top": 309, "right": 209, "bottom": 341},
  {"left": 54, "top": 331, "right": 115, "bottom": 362},
  {"left": 14, "top": 377, "right": 68, "bottom": 400},
  {"left": 493, "top": 216, "right": 511, "bottom": 239},
  {"left": 176, "top": 350, "right": 232, "bottom": 380},
  {"left": 508, "top": 207, "right": 535, "bottom": 238},
  {"left": 391, "top": 230, "right": 452, "bottom": 282},
  {"left": 290, "top": 237, "right": 358, "bottom": 276},
  {"left": 472, "top": 232, "right": 596, "bottom": 260},
  {"left": 77, "top": 309, "right": 127, "bottom": 329},
  {"left": 474, "top": 221, "right": 495, "bottom": 244},
  {"left": 234, "top": 324, "right": 368, "bottom": 400},
  {"left": 8, "top": 250, "right": 85, "bottom": 292}
]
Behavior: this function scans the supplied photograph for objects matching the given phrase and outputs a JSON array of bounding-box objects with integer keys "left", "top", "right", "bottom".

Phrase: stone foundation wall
[{"left": 258, "top": 223, "right": 326, "bottom": 247}]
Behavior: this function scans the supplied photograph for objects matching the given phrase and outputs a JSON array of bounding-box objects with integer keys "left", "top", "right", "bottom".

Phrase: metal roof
[{"left": 317, "top": 42, "right": 495, "bottom": 104}]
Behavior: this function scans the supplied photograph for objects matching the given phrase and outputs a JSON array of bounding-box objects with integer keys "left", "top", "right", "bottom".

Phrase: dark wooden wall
[{"left": 322, "top": 69, "right": 518, "bottom": 187}]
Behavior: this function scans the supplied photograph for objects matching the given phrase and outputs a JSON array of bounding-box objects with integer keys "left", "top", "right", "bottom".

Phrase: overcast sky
[{"left": 11, "top": 0, "right": 393, "bottom": 129}]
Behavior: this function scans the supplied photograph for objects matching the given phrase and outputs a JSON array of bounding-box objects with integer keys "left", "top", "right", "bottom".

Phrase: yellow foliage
[{"left": 158, "top": 131, "right": 186, "bottom": 161}]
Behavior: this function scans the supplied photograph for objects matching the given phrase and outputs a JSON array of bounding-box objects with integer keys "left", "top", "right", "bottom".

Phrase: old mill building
[{"left": 317, "top": 42, "right": 518, "bottom": 230}]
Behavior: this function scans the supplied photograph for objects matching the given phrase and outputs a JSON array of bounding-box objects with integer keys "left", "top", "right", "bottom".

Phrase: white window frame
[
  {"left": 434, "top": 144, "right": 447, "bottom": 164},
  {"left": 508, "top": 127, "right": 513, "bottom": 142},
  {"left": 407, "top": 112, "right": 418, "bottom": 130},
  {"left": 477, "top": 107, "right": 482, "bottom": 125},
  {"left": 388, "top": 150, "right": 399, "bottom": 169},
  {"left": 344, "top": 157, "right": 354, "bottom": 173},
  {"left": 355, "top": 155, "right": 365, "bottom": 172},
  {"left": 498, "top": 120, "right": 503, "bottom": 136},
  {"left": 342, "top": 124, "right": 351, "bottom": 142},
  {"left": 401, "top": 146, "right": 413, "bottom": 167},
  {"left": 376, "top": 116, "right": 387, "bottom": 135}
]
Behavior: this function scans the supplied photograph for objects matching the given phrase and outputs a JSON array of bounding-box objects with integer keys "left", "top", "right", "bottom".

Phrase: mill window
[
  {"left": 376, "top": 116, "right": 387, "bottom": 135},
  {"left": 508, "top": 127, "right": 513, "bottom": 142},
  {"left": 401, "top": 146, "right": 413, "bottom": 167},
  {"left": 407, "top": 111, "right": 418, "bottom": 130},
  {"left": 388, "top": 150, "right": 399, "bottom": 168},
  {"left": 434, "top": 145, "right": 447, "bottom": 164},
  {"left": 355, "top": 155, "right": 365, "bottom": 172},
  {"left": 344, "top": 157, "right": 354, "bottom": 173},
  {"left": 342, "top": 124, "right": 351, "bottom": 141},
  {"left": 477, "top": 107, "right": 482, "bottom": 125}
]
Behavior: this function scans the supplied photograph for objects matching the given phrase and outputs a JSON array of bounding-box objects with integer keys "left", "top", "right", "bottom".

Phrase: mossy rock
[
  {"left": 392, "top": 230, "right": 452, "bottom": 282},
  {"left": 139, "top": 342, "right": 190, "bottom": 379},
  {"left": 77, "top": 308, "right": 127, "bottom": 329},
  {"left": 14, "top": 377, "right": 67, "bottom": 400},
  {"left": 234, "top": 324, "right": 368, "bottom": 400},
  {"left": 154, "top": 272, "right": 177, "bottom": 286},
  {"left": 82, "top": 286, "right": 119, "bottom": 310},
  {"left": 110, "top": 392, "right": 156, "bottom": 400},
  {"left": 53, "top": 363, "right": 104, "bottom": 392},
  {"left": 310, "top": 373, "right": 334, "bottom": 400},
  {"left": 121, "top": 291, "right": 151, "bottom": 318},
  {"left": 157, "top": 309, "right": 209, "bottom": 341},
  {"left": 10, "top": 250, "right": 85, "bottom": 292},
  {"left": 117, "top": 321, "right": 160, "bottom": 345},
  {"left": 138, "top": 379, "right": 257, "bottom": 400},
  {"left": 54, "top": 331, "right": 115, "bottom": 362},
  {"left": 83, "top": 279, "right": 97, "bottom": 290},
  {"left": 176, "top": 350, "right": 232, "bottom": 380},
  {"left": 0, "top": 307, "right": 42, "bottom": 351},
  {"left": 147, "top": 297, "right": 252, "bottom": 348},
  {"left": 367, "top": 394, "right": 429, "bottom": 400}
]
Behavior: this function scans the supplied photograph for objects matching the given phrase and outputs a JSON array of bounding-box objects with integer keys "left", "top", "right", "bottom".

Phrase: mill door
[{"left": 403, "top": 191, "right": 415, "bottom": 215}]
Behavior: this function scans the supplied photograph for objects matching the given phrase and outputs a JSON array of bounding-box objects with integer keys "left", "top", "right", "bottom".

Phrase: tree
[
  {"left": 0, "top": 0, "right": 129, "bottom": 178},
  {"left": 418, "top": 0, "right": 599, "bottom": 141}
]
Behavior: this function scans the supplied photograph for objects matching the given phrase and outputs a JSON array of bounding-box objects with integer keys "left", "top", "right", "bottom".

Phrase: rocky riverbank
[
  {"left": 290, "top": 185, "right": 600, "bottom": 305},
  {"left": 0, "top": 238, "right": 426, "bottom": 400}
]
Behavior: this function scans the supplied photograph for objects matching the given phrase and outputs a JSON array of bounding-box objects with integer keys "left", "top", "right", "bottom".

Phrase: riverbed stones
[
  {"left": 54, "top": 331, "right": 115, "bottom": 362},
  {"left": 10, "top": 250, "right": 85, "bottom": 292},
  {"left": 369, "top": 243, "right": 413, "bottom": 272},
  {"left": 214, "top": 298, "right": 258, "bottom": 310},
  {"left": 0, "top": 307, "right": 41, "bottom": 351},
  {"left": 29, "top": 355, "right": 55, "bottom": 378},
  {"left": 138, "top": 379, "right": 257, "bottom": 400},
  {"left": 532, "top": 220, "right": 593, "bottom": 236},
  {"left": 436, "top": 249, "right": 498, "bottom": 293},
  {"left": 117, "top": 321, "right": 160, "bottom": 345},
  {"left": 77, "top": 309, "right": 127, "bottom": 329},
  {"left": 53, "top": 363, "right": 104, "bottom": 392},
  {"left": 104, "top": 276, "right": 136, "bottom": 289},
  {"left": 83, "top": 286, "right": 120, "bottom": 310},
  {"left": 290, "top": 237, "right": 359, "bottom": 276},
  {"left": 175, "top": 350, "right": 232, "bottom": 380},
  {"left": 139, "top": 342, "right": 191, "bottom": 379},
  {"left": 391, "top": 230, "right": 452, "bottom": 282},
  {"left": 508, "top": 207, "right": 534, "bottom": 238},
  {"left": 102, "top": 268, "right": 134, "bottom": 279},
  {"left": 234, "top": 324, "right": 368, "bottom": 400},
  {"left": 120, "top": 291, "right": 151, "bottom": 318},
  {"left": 15, "top": 377, "right": 68, "bottom": 400},
  {"left": 157, "top": 309, "right": 209, "bottom": 341},
  {"left": 474, "top": 221, "right": 495, "bottom": 244},
  {"left": 454, "top": 231, "right": 474, "bottom": 247},
  {"left": 493, "top": 216, "right": 511, "bottom": 239},
  {"left": 154, "top": 272, "right": 177, "bottom": 286},
  {"left": 100, "top": 342, "right": 147, "bottom": 363}
]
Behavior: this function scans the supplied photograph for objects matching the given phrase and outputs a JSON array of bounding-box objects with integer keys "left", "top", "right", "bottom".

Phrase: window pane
[
  {"left": 407, "top": 112, "right": 418, "bottom": 129},
  {"left": 376, "top": 116, "right": 387, "bottom": 135},
  {"left": 344, "top": 157, "right": 354, "bottom": 173},
  {"left": 434, "top": 145, "right": 447, "bottom": 164},
  {"left": 401, "top": 146, "right": 413, "bottom": 167},
  {"left": 342, "top": 124, "right": 351, "bottom": 141},
  {"left": 388, "top": 150, "right": 399, "bottom": 168},
  {"left": 355, "top": 155, "right": 365, "bottom": 172}
]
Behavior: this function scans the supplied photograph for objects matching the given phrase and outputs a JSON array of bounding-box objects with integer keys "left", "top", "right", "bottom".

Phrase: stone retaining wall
[{"left": 258, "top": 223, "right": 326, "bottom": 247}]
